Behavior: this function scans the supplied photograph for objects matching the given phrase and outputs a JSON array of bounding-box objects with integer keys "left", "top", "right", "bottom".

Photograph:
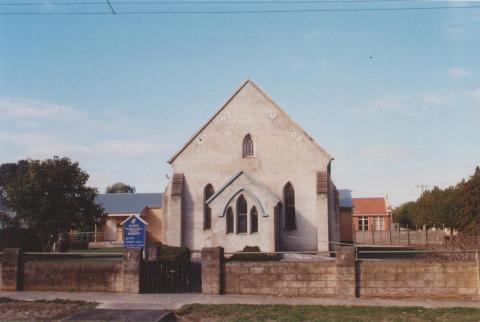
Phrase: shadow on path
[{"left": 63, "top": 309, "right": 175, "bottom": 322}]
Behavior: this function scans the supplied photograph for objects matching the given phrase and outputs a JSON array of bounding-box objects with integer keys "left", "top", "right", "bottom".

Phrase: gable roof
[
  {"left": 168, "top": 79, "right": 333, "bottom": 163},
  {"left": 120, "top": 214, "right": 149, "bottom": 226},
  {"left": 338, "top": 189, "right": 353, "bottom": 209},
  {"left": 206, "top": 170, "right": 279, "bottom": 205},
  {"left": 95, "top": 193, "right": 162, "bottom": 214},
  {"left": 352, "top": 197, "right": 387, "bottom": 215},
  {"left": 206, "top": 170, "right": 280, "bottom": 218}
]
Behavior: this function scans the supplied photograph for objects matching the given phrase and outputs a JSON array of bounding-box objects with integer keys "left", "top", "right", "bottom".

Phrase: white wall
[{"left": 168, "top": 81, "right": 334, "bottom": 252}]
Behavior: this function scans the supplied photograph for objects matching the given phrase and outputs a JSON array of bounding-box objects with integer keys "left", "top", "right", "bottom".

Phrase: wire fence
[
  {"left": 354, "top": 229, "right": 447, "bottom": 246},
  {"left": 68, "top": 231, "right": 105, "bottom": 243},
  {"left": 2, "top": 236, "right": 479, "bottom": 262},
  {"left": 356, "top": 248, "right": 479, "bottom": 261},
  {"left": 22, "top": 251, "right": 123, "bottom": 262}
]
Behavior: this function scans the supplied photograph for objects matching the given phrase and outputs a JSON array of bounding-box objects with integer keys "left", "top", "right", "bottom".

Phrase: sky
[{"left": 0, "top": 1, "right": 479, "bottom": 206}]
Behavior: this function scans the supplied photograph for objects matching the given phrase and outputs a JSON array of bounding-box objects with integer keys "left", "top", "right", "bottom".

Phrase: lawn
[
  {"left": 70, "top": 247, "right": 123, "bottom": 253},
  {"left": 176, "top": 304, "right": 480, "bottom": 322},
  {"left": 0, "top": 297, "right": 97, "bottom": 321}
]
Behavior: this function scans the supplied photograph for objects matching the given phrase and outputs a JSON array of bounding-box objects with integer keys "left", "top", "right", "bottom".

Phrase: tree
[
  {"left": 456, "top": 167, "right": 480, "bottom": 234},
  {"left": 1, "top": 157, "right": 105, "bottom": 250},
  {"left": 392, "top": 201, "right": 415, "bottom": 228},
  {"left": 106, "top": 182, "right": 136, "bottom": 193},
  {"left": 393, "top": 166, "right": 480, "bottom": 235},
  {"left": 0, "top": 162, "right": 21, "bottom": 187},
  {"left": 413, "top": 186, "right": 460, "bottom": 229}
]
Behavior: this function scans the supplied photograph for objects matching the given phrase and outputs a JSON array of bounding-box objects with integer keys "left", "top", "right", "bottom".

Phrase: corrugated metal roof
[
  {"left": 338, "top": 189, "right": 353, "bottom": 208},
  {"left": 95, "top": 193, "right": 162, "bottom": 214}
]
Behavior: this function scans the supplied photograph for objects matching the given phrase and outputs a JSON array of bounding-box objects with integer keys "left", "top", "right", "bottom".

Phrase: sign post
[{"left": 121, "top": 215, "right": 148, "bottom": 249}]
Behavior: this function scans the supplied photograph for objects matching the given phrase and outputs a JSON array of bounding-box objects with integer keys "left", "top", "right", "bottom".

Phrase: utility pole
[
  {"left": 415, "top": 183, "right": 430, "bottom": 194},
  {"left": 385, "top": 193, "right": 393, "bottom": 230}
]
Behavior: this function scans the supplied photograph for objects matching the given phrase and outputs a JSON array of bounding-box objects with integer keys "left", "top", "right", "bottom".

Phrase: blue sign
[{"left": 123, "top": 215, "right": 146, "bottom": 249}]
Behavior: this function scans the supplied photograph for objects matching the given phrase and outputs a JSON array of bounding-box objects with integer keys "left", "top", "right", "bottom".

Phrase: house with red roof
[{"left": 352, "top": 197, "right": 391, "bottom": 231}]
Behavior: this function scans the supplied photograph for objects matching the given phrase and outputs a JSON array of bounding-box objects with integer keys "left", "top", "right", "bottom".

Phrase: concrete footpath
[{"left": 1, "top": 291, "right": 479, "bottom": 310}]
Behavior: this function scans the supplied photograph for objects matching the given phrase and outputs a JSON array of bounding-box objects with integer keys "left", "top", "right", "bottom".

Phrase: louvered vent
[
  {"left": 317, "top": 171, "right": 328, "bottom": 194},
  {"left": 171, "top": 173, "right": 184, "bottom": 197}
]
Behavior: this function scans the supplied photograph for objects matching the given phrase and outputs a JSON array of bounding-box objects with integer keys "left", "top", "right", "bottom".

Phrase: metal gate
[{"left": 140, "top": 259, "right": 202, "bottom": 293}]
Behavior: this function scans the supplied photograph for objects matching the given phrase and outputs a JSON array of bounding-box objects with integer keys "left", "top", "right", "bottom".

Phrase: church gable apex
[{"left": 167, "top": 80, "right": 332, "bottom": 164}]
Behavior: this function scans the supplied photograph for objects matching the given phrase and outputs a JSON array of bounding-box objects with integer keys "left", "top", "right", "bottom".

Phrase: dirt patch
[{"left": 0, "top": 297, "right": 97, "bottom": 321}]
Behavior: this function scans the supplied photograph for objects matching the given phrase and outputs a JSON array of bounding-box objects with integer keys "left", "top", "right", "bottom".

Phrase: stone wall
[
  {"left": 225, "top": 260, "right": 337, "bottom": 297},
  {"left": 205, "top": 246, "right": 480, "bottom": 299},
  {"left": 359, "top": 260, "right": 479, "bottom": 298},
  {"left": 202, "top": 247, "right": 224, "bottom": 295},
  {"left": 1, "top": 248, "right": 142, "bottom": 293},
  {"left": 23, "top": 261, "right": 123, "bottom": 292}
]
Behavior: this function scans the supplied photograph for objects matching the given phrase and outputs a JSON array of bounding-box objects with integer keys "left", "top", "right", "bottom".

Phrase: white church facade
[{"left": 162, "top": 80, "right": 340, "bottom": 253}]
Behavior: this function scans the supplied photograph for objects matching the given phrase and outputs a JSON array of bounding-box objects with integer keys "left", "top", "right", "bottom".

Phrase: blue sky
[{"left": 0, "top": 1, "right": 479, "bottom": 206}]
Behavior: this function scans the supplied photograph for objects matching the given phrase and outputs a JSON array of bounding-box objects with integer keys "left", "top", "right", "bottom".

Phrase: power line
[
  {"left": 106, "top": 0, "right": 116, "bottom": 14},
  {"left": 1, "top": 4, "right": 480, "bottom": 14},
  {"left": 0, "top": 0, "right": 443, "bottom": 6}
]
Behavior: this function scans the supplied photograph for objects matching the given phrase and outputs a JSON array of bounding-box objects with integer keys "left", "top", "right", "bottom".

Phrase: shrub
[
  {"left": 227, "top": 246, "right": 280, "bottom": 262},
  {"left": 69, "top": 240, "right": 89, "bottom": 250},
  {"left": 146, "top": 243, "right": 191, "bottom": 260},
  {"left": 0, "top": 227, "right": 43, "bottom": 251}
]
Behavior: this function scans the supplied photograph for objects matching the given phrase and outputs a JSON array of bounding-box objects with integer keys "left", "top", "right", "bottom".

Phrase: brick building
[
  {"left": 95, "top": 193, "right": 163, "bottom": 245},
  {"left": 352, "top": 197, "right": 391, "bottom": 231}
]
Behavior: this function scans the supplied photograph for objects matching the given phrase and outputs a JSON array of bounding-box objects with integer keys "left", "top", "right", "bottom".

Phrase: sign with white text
[{"left": 123, "top": 216, "right": 146, "bottom": 249}]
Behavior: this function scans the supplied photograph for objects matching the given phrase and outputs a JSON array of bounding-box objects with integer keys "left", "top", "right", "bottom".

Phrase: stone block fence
[
  {"left": 202, "top": 246, "right": 480, "bottom": 299},
  {"left": 1, "top": 246, "right": 480, "bottom": 299},
  {"left": 0, "top": 248, "right": 141, "bottom": 293}
]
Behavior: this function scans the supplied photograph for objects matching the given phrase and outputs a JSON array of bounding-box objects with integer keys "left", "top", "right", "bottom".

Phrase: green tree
[
  {"left": 456, "top": 167, "right": 480, "bottom": 234},
  {"left": 392, "top": 201, "right": 415, "bottom": 228},
  {"left": 1, "top": 157, "right": 105, "bottom": 250},
  {"left": 412, "top": 186, "right": 460, "bottom": 231},
  {"left": 106, "top": 182, "right": 136, "bottom": 193},
  {"left": 393, "top": 167, "right": 480, "bottom": 236}
]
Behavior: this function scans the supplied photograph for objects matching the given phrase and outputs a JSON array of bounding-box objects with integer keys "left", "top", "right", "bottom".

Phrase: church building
[{"left": 162, "top": 80, "right": 340, "bottom": 253}]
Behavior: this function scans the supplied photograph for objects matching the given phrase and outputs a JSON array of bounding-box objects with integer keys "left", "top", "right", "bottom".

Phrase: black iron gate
[{"left": 140, "top": 259, "right": 202, "bottom": 293}]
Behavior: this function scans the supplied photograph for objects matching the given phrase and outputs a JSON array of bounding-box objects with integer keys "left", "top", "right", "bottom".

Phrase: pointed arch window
[
  {"left": 226, "top": 207, "right": 234, "bottom": 234},
  {"left": 203, "top": 184, "right": 215, "bottom": 230},
  {"left": 236, "top": 195, "right": 248, "bottom": 233},
  {"left": 283, "top": 182, "right": 296, "bottom": 230},
  {"left": 243, "top": 134, "right": 254, "bottom": 157},
  {"left": 250, "top": 206, "right": 258, "bottom": 233}
]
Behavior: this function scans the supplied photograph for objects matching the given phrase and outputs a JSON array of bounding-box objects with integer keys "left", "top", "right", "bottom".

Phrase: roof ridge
[{"left": 168, "top": 79, "right": 251, "bottom": 163}]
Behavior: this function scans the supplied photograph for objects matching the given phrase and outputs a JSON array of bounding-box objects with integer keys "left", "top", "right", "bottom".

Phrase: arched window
[
  {"left": 236, "top": 195, "right": 248, "bottom": 233},
  {"left": 243, "top": 134, "right": 254, "bottom": 157},
  {"left": 283, "top": 182, "right": 296, "bottom": 230},
  {"left": 250, "top": 206, "right": 258, "bottom": 233},
  {"left": 203, "top": 184, "right": 215, "bottom": 230},
  {"left": 226, "top": 207, "right": 234, "bottom": 234}
]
